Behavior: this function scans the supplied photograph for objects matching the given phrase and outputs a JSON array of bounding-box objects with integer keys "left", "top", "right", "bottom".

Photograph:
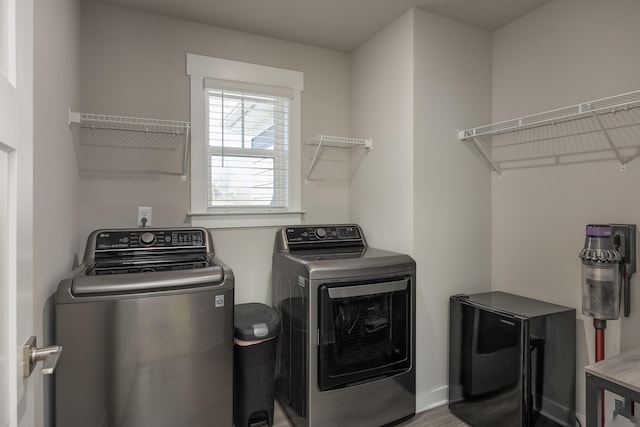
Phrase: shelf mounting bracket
[
  {"left": 591, "top": 111, "right": 626, "bottom": 167},
  {"left": 305, "top": 139, "right": 324, "bottom": 185},
  {"left": 304, "top": 135, "right": 372, "bottom": 185},
  {"left": 181, "top": 126, "right": 190, "bottom": 181},
  {"left": 471, "top": 136, "right": 503, "bottom": 178}
]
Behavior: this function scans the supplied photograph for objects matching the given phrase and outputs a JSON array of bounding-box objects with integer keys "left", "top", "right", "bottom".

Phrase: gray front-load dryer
[{"left": 272, "top": 224, "right": 416, "bottom": 427}]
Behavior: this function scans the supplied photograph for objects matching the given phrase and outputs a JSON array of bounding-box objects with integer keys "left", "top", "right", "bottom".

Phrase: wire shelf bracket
[
  {"left": 69, "top": 110, "right": 191, "bottom": 180},
  {"left": 457, "top": 90, "right": 640, "bottom": 177},
  {"left": 304, "top": 135, "right": 372, "bottom": 184}
]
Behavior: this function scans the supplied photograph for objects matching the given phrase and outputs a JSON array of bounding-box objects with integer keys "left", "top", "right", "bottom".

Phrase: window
[
  {"left": 206, "top": 88, "right": 288, "bottom": 208},
  {"left": 186, "top": 54, "right": 304, "bottom": 228}
]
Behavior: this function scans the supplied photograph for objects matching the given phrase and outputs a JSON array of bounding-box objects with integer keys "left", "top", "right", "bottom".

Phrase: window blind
[{"left": 206, "top": 87, "right": 289, "bottom": 208}]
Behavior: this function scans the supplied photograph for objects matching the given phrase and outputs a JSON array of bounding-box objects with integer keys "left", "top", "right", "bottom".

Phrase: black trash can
[{"left": 234, "top": 303, "right": 281, "bottom": 427}]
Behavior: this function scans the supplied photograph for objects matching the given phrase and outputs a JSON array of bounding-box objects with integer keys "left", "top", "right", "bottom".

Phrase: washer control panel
[
  {"left": 94, "top": 229, "right": 205, "bottom": 250},
  {"left": 285, "top": 225, "right": 362, "bottom": 244}
]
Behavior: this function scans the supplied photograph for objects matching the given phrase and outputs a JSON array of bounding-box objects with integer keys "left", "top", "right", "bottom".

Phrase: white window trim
[{"left": 186, "top": 53, "right": 304, "bottom": 228}]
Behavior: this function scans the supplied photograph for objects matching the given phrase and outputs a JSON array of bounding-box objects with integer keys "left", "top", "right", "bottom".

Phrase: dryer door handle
[{"left": 327, "top": 278, "right": 408, "bottom": 299}]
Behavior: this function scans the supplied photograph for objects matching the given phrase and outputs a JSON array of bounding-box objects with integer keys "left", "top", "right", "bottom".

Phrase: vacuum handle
[{"left": 623, "top": 275, "right": 631, "bottom": 317}]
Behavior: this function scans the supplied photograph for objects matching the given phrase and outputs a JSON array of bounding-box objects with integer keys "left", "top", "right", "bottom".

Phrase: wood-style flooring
[{"left": 272, "top": 401, "right": 469, "bottom": 427}]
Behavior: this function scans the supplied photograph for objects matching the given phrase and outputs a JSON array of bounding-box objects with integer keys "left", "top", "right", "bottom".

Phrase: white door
[{"left": 1, "top": 0, "right": 35, "bottom": 426}]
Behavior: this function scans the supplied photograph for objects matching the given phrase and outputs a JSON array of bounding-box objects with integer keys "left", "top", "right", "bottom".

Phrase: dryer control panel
[{"left": 285, "top": 225, "right": 363, "bottom": 246}]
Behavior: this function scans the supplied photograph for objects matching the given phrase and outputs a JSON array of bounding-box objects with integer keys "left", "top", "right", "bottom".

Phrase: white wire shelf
[
  {"left": 304, "top": 135, "right": 373, "bottom": 184},
  {"left": 69, "top": 111, "right": 191, "bottom": 180},
  {"left": 307, "top": 135, "right": 373, "bottom": 149},
  {"left": 457, "top": 90, "right": 640, "bottom": 176}
]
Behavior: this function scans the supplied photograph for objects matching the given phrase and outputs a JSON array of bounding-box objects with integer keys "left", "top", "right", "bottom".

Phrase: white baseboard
[{"left": 416, "top": 385, "right": 449, "bottom": 413}]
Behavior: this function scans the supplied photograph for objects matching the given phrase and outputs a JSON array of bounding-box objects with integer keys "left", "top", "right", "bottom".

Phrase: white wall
[
  {"left": 492, "top": 0, "right": 640, "bottom": 423},
  {"left": 33, "top": 0, "right": 82, "bottom": 425},
  {"left": 413, "top": 9, "right": 492, "bottom": 411},
  {"left": 350, "top": 8, "right": 492, "bottom": 412},
  {"left": 79, "top": 1, "right": 352, "bottom": 304},
  {"left": 349, "top": 10, "right": 415, "bottom": 254}
]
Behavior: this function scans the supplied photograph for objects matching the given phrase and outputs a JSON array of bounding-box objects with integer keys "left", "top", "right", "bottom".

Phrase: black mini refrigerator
[{"left": 448, "top": 291, "right": 575, "bottom": 427}]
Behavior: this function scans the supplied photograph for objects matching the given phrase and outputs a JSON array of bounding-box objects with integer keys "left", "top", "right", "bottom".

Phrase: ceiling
[{"left": 98, "top": 0, "right": 553, "bottom": 53}]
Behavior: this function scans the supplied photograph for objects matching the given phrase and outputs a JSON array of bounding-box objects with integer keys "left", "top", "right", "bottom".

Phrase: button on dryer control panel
[{"left": 315, "top": 228, "right": 327, "bottom": 239}]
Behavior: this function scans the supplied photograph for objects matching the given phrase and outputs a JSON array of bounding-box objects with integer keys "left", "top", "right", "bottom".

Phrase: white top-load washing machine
[
  {"left": 55, "top": 227, "right": 234, "bottom": 427},
  {"left": 272, "top": 224, "right": 416, "bottom": 427}
]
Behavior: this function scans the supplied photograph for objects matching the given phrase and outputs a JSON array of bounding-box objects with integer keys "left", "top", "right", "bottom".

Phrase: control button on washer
[{"left": 140, "top": 232, "right": 156, "bottom": 246}]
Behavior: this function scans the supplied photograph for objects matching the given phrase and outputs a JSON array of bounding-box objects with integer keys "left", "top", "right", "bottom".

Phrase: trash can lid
[{"left": 234, "top": 303, "right": 281, "bottom": 341}]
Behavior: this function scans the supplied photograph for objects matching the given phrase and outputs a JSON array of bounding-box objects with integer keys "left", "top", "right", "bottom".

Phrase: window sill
[{"left": 187, "top": 210, "right": 305, "bottom": 229}]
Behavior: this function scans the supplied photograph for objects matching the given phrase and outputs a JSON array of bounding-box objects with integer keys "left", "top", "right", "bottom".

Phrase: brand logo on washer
[{"left": 215, "top": 295, "right": 224, "bottom": 308}]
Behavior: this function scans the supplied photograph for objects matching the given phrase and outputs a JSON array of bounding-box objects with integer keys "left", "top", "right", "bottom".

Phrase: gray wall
[
  {"left": 80, "top": 1, "right": 352, "bottom": 304},
  {"left": 413, "top": 9, "right": 493, "bottom": 410},
  {"left": 350, "top": 10, "right": 415, "bottom": 253},
  {"left": 350, "top": 8, "right": 493, "bottom": 411},
  {"left": 491, "top": 0, "right": 640, "bottom": 423},
  {"left": 33, "top": 0, "right": 82, "bottom": 425}
]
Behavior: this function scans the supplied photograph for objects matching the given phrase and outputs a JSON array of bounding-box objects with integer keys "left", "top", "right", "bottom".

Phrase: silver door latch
[{"left": 22, "top": 336, "right": 62, "bottom": 378}]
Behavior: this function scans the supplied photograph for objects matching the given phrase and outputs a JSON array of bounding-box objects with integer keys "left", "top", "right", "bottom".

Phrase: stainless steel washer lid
[{"left": 70, "top": 265, "right": 225, "bottom": 296}]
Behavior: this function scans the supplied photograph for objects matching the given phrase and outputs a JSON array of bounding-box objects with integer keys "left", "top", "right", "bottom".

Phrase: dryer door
[{"left": 317, "top": 277, "right": 411, "bottom": 391}]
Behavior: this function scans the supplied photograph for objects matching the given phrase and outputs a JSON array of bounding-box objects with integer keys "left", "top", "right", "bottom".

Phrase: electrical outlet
[{"left": 137, "top": 207, "right": 152, "bottom": 227}]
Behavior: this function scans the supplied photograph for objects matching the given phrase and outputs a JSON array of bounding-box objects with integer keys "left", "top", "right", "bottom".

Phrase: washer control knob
[
  {"left": 140, "top": 232, "right": 156, "bottom": 246},
  {"left": 315, "top": 227, "right": 327, "bottom": 239}
]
